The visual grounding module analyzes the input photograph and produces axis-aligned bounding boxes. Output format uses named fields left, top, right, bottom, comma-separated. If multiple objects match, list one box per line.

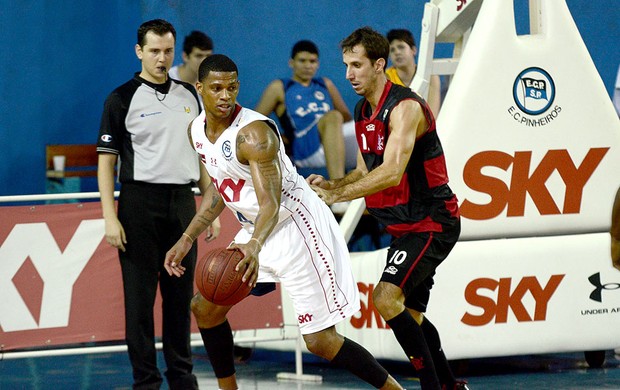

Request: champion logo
left=366, top=124, right=375, bottom=131
left=298, top=313, right=313, bottom=324
left=100, top=134, right=112, bottom=143
left=384, top=266, right=398, bottom=275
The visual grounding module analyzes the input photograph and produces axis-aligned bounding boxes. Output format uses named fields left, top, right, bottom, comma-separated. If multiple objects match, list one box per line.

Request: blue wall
left=1, top=0, right=618, bottom=196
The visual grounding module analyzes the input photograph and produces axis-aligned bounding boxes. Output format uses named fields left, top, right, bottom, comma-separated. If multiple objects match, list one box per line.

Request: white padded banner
left=438, top=0, right=620, bottom=240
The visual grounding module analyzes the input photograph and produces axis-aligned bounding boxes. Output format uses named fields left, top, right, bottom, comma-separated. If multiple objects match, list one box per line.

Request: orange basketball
left=195, top=247, right=252, bottom=306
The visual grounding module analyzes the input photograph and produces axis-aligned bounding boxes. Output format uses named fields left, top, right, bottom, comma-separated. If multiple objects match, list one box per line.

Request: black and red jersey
left=353, top=81, right=459, bottom=237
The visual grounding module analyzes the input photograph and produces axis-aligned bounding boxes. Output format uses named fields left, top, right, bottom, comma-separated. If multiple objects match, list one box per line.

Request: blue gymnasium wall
left=0, top=0, right=618, bottom=196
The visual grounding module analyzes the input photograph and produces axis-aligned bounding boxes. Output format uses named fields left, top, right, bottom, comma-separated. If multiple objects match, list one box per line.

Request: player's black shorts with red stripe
left=380, top=219, right=461, bottom=312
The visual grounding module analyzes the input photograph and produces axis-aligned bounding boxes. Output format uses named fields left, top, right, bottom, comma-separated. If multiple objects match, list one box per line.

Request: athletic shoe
left=443, top=380, right=470, bottom=390
left=454, top=380, right=470, bottom=390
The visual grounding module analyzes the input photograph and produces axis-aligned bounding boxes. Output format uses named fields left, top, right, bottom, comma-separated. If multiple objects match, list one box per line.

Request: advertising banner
left=437, top=0, right=620, bottom=240
left=340, top=234, right=620, bottom=360
left=1, top=201, right=282, bottom=351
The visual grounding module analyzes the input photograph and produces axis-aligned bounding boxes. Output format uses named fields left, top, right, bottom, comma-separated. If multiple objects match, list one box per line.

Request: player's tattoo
left=197, top=210, right=218, bottom=228
left=237, top=134, right=246, bottom=149
left=257, top=159, right=279, bottom=182
left=196, top=194, right=221, bottom=228
left=209, top=193, right=220, bottom=209
left=237, top=132, right=270, bottom=152
left=196, top=215, right=210, bottom=228
left=253, top=139, right=269, bottom=152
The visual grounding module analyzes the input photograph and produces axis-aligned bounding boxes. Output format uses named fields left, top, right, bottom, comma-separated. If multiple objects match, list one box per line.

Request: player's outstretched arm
left=188, top=122, right=222, bottom=242
left=307, top=152, right=366, bottom=190
left=312, top=100, right=421, bottom=205
left=196, top=163, right=222, bottom=241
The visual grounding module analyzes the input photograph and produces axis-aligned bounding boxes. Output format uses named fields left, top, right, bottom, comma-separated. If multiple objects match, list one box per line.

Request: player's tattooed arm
left=195, top=193, right=223, bottom=228
left=164, top=164, right=224, bottom=277
left=196, top=184, right=225, bottom=226
left=237, top=121, right=281, bottom=248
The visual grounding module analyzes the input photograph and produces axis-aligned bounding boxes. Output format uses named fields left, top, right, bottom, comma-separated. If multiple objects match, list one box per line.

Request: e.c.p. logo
left=508, top=66, right=562, bottom=127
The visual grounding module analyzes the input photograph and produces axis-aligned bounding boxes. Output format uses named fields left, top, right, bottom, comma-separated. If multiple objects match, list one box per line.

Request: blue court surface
left=1, top=347, right=619, bottom=389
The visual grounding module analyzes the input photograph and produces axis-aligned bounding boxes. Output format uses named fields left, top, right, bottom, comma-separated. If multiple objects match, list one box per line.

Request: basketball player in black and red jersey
left=308, top=27, right=467, bottom=390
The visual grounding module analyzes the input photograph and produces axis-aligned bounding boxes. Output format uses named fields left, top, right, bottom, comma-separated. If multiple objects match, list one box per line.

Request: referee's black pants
left=118, top=182, right=198, bottom=390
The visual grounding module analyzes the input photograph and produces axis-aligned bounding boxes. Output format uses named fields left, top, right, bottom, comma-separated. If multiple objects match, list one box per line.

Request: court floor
left=1, top=347, right=619, bottom=389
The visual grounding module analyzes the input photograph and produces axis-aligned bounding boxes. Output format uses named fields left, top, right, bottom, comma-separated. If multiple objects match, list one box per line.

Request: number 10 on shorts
left=388, top=250, right=407, bottom=265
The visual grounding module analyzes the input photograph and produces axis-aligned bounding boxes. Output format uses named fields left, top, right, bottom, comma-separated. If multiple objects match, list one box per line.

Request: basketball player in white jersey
left=163, top=54, right=403, bottom=390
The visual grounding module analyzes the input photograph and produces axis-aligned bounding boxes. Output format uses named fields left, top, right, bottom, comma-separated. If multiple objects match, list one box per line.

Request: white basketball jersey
left=191, top=106, right=360, bottom=335
left=190, top=106, right=303, bottom=232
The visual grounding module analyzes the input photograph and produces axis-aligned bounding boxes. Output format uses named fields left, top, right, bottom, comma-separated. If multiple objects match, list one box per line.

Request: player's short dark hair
left=340, top=26, right=389, bottom=64
left=198, top=54, right=238, bottom=82
left=291, top=40, right=319, bottom=59
left=183, top=30, right=213, bottom=55
left=386, top=29, right=416, bottom=48
left=137, top=19, right=176, bottom=47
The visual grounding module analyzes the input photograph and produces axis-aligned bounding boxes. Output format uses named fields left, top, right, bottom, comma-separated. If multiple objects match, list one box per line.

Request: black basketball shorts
left=380, top=220, right=461, bottom=312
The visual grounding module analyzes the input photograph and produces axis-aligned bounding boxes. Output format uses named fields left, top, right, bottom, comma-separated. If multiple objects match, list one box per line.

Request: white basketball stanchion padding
left=338, top=197, right=366, bottom=242
left=437, top=0, right=620, bottom=240
left=338, top=233, right=620, bottom=360
left=419, top=0, right=620, bottom=361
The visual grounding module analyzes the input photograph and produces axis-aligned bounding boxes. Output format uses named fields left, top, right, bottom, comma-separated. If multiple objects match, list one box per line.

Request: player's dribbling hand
left=228, top=241, right=260, bottom=287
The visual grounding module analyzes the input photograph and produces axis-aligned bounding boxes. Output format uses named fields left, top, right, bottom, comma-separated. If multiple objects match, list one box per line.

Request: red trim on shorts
left=399, top=232, right=434, bottom=290
left=386, top=217, right=443, bottom=237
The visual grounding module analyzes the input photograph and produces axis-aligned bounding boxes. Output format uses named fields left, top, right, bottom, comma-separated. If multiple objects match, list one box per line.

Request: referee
left=97, top=19, right=210, bottom=390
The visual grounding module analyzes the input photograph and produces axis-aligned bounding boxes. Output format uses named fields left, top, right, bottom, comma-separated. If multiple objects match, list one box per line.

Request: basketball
left=195, top=247, right=252, bottom=306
